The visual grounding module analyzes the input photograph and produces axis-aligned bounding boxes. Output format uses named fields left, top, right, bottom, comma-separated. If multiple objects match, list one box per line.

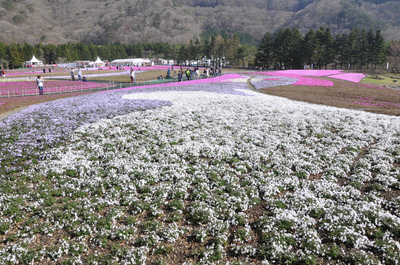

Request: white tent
left=111, top=58, right=151, bottom=66
left=93, top=57, right=105, bottom=66
left=26, top=55, right=43, bottom=66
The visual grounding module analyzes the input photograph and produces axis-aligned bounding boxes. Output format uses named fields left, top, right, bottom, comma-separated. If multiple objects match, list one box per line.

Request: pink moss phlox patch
left=327, top=73, right=365, bottom=83
left=252, top=71, right=334, bottom=87
left=252, top=70, right=366, bottom=86
left=352, top=96, right=400, bottom=109
left=273, top=70, right=343, bottom=77
left=293, top=78, right=334, bottom=87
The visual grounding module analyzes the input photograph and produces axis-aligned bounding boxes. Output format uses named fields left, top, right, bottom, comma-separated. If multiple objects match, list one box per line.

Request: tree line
left=254, top=27, right=387, bottom=70
left=0, top=33, right=256, bottom=69
left=1, top=26, right=399, bottom=71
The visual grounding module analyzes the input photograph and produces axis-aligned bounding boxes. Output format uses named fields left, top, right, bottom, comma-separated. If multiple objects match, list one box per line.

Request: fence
left=0, top=72, right=222, bottom=98
left=0, top=81, right=114, bottom=98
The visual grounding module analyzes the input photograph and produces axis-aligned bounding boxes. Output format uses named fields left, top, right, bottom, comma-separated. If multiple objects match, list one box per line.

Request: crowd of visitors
left=177, top=66, right=221, bottom=81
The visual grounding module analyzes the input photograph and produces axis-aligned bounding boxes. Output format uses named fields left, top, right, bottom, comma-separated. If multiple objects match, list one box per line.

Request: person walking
left=77, top=68, right=82, bottom=81
left=185, top=68, right=191, bottom=81
left=178, top=70, right=182, bottom=82
left=36, top=75, right=44, bottom=95
left=70, top=68, right=75, bottom=81
left=167, top=68, right=171, bottom=79
left=129, top=69, right=135, bottom=83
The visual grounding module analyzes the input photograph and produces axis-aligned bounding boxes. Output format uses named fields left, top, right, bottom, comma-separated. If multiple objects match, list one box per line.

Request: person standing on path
left=36, top=75, right=44, bottom=95
left=77, top=68, right=82, bottom=81
left=70, top=68, right=75, bottom=81
left=167, top=68, right=171, bottom=79
left=129, top=69, right=136, bottom=83
left=185, top=68, right=191, bottom=81
left=178, top=70, right=182, bottom=82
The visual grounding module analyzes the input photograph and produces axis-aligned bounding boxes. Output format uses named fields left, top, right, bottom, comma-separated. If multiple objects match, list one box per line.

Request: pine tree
left=372, top=29, right=386, bottom=69
left=255, top=31, right=273, bottom=69
left=348, top=28, right=360, bottom=69
left=288, top=27, right=303, bottom=69
left=302, top=29, right=317, bottom=68
left=334, top=33, right=350, bottom=69
left=357, top=30, right=369, bottom=69
left=316, top=27, right=334, bottom=69
left=7, top=43, right=23, bottom=68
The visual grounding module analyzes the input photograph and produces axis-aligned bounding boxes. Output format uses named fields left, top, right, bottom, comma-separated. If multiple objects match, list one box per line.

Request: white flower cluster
left=0, top=79, right=399, bottom=263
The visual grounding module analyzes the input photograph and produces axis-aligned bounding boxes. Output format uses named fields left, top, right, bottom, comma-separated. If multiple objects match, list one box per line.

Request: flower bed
left=328, top=73, right=366, bottom=83
left=0, top=74, right=399, bottom=264
left=251, top=75, right=299, bottom=89
left=0, top=80, right=110, bottom=96
left=250, top=70, right=365, bottom=89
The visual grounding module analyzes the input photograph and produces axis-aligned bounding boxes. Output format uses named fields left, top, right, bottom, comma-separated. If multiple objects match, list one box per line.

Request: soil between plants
left=253, top=77, right=400, bottom=116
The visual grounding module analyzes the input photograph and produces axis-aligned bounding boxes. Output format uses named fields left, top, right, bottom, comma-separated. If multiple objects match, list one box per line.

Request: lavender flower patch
left=250, top=75, right=298, bottom=89
left=0, top=77, right=250, bottom=175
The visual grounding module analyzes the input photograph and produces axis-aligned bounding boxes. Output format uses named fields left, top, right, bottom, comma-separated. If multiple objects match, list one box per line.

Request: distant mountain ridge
left=0, top=0, right=399, bottom=45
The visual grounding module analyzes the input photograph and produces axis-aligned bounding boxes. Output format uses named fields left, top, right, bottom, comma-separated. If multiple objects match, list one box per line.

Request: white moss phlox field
left=0, top=74, right=399, bottom=264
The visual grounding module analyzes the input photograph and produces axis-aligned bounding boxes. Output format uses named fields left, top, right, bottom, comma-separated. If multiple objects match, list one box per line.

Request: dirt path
left=0, top=106, right=28, bottom=121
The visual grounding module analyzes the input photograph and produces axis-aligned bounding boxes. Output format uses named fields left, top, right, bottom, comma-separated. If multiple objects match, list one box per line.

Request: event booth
left=25, top=55, right=43, bottom=67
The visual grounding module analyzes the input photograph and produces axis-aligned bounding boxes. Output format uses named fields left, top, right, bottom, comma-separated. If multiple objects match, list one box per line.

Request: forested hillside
left=0, top=0, right=400, bottom=45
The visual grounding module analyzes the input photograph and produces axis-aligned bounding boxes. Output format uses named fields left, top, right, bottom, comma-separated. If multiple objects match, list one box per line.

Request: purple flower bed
left=265, top=72, right=334, bottom=87
left=104, top=73, right=248, bottom=92
left=251, top=75, right=298, bottom=89
left=0, top=74, right=250, bottom=173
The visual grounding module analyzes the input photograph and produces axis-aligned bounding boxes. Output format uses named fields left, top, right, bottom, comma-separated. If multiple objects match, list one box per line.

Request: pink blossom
left=273, top=70, right=343, bottom=77
left=327, top=73, right=365, bottom=83
left=254, top=71, right=334, bottom=87
left=293, top=77, right=334, bottom=87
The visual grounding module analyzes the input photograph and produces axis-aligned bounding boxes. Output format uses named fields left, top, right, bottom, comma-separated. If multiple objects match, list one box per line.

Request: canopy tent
left=110, top=58, right=152, bottom=66
left=25, top=55, right=43, bottom=66
left=89, top=57, right=105, bottom=67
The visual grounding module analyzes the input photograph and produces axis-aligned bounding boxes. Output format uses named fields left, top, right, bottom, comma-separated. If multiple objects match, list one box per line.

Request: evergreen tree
left=273, top=28, right=292, bottom=69
left=255, top=31, right=273, bottom=69
left=43, top=44, right=58, bottom=64
left=22, top=43, right=34, bottom=62
left=302, top=29, right=317, bottom=67
left=372, top=29, right=386, bottom=69
left=357, top=30, right=369, bottom=69
left=366, top=29, right=375, bottom=69
left=334, top=33, right=350, bottom=69
left=348, top=28, right=360, bottom=69
left=315, top=27, right=334, bottom=69
left=7, top=43, right=23, bottom=68
left=288, top=27, right=303, bottom=69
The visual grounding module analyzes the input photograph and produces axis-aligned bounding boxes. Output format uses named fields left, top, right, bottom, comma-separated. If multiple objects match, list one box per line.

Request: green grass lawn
left=361, top=73, right=400, bottom=87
